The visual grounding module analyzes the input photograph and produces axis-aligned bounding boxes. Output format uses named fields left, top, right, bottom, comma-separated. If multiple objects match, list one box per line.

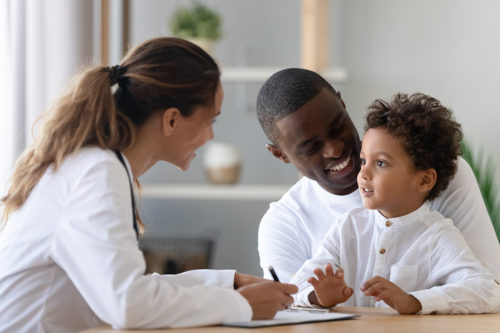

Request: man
left=256, top=68, right=500, bottom=283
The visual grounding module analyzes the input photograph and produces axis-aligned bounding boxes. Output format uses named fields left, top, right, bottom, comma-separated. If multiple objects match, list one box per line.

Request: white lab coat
left=0, top=147, right=251, bottom=332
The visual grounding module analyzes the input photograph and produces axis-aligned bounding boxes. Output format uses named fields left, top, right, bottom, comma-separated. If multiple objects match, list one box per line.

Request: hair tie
left=108, top=65, right=126, bottom=86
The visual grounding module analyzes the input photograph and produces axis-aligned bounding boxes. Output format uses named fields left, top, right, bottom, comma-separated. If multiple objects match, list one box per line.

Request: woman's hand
left=360, top=276, right=422, bottom=314
left=237, top=280, right=298, bottom=320
left=307, top=263, right=353, bottom=308
left=234, top=272, right=266, bottom=289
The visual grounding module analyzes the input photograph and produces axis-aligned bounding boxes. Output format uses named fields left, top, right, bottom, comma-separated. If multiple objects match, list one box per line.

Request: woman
left=0, top=37, right=296, bottom=332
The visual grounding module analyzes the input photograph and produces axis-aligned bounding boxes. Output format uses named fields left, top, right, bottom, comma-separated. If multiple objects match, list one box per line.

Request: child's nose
left=359, top=165, right=371, bottom=180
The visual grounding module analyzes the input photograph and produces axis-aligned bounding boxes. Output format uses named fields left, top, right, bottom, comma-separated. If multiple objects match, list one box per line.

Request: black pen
left=268, top=265, right=280, bottom=282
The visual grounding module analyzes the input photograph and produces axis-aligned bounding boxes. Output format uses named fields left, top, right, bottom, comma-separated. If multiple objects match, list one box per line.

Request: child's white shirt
left=259, top=157, right=500, bottom=284
left=291, top=203, right=500, bottom=314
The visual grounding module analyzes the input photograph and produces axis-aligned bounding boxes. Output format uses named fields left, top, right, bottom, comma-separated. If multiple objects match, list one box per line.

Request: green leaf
left=170, top=2, right=222, bottom=40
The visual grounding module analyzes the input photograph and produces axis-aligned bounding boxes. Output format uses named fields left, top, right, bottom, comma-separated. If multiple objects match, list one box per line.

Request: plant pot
left=186, top=38, right=215, bottom=55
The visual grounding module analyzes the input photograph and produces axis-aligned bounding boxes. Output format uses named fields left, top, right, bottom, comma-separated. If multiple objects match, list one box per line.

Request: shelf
left=221, top=66, right=347, bottom=83
left=140, top=184, right=290, bottom=201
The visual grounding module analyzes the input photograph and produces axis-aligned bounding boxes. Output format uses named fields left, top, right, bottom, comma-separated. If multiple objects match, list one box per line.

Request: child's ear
left=161, top=108, right=181, bottom=137
left=418, top=168, right=437, bottom=193
left=266, top=144, right=290, bottom=163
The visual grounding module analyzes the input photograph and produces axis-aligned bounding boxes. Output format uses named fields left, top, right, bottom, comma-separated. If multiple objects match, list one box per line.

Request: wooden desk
left=81, top=307, right=500, bottom=333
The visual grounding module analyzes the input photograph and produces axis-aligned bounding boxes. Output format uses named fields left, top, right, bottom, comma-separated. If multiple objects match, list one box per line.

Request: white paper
left=222, top=309, right=355, bottom=328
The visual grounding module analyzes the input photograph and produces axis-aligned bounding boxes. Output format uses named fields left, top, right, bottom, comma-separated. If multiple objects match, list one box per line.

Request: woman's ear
left=161, top=108, right=181, bottom=137
left=266, top=143, right=290, bottom=163
left=418, top=168, right=437, bottom=193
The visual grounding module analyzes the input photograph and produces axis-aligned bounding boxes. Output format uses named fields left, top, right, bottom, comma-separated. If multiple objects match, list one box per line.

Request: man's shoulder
left=270, top=177, right=320, bottom=208
left=277, top=176, right=358, bottom=204
left=445, top=156, right=474, bottom=188
left=429, top=156, right=476, bottom=208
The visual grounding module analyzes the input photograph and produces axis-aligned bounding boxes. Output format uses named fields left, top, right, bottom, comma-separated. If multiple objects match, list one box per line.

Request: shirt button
left=385, top=221, right=392, bottom=227
left=379, top=248, right=386, bottom=254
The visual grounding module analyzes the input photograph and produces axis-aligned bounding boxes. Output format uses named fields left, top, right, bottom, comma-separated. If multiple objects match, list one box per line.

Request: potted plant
left=170, top=2, right=222, bottom=54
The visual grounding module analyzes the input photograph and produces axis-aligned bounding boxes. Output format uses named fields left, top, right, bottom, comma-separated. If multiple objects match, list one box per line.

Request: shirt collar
left=374, top=202, right=431, bottom=229
left=316, top=182, right=362, bottom=207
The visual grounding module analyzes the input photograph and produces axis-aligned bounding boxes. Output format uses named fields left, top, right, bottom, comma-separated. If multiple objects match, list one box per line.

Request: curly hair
left=365, top=93, right=463, bottom=201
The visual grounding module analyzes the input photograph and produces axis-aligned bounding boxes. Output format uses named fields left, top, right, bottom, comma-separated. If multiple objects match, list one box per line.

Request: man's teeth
left=363, top=188, right=373, bottom=193
left=330, top=155, right=350, bottom=172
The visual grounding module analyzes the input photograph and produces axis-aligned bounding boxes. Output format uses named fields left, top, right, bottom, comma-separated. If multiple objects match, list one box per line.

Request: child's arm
left=360, top=276, right=421, bottom=314
left=290, top=215, right=348, bottom=307
left=307, top=263, right=353, bottom=308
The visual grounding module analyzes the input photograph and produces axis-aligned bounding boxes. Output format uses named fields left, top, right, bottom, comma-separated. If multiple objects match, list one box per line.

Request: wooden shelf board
left=140, top=184, right=290, bottom=201
left=221, top=66, right=347, bottom=83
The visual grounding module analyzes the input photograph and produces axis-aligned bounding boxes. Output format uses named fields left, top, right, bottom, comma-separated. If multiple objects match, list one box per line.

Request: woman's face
left=169, top=83, right=223, bottom=171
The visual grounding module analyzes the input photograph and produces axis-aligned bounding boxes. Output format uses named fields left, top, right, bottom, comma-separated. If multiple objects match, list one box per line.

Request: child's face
left=357, top=128, right=427, bottom=218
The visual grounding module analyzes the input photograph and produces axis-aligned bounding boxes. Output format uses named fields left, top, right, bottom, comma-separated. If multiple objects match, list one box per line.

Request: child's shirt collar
left=374, top=203, right=431, bottom=230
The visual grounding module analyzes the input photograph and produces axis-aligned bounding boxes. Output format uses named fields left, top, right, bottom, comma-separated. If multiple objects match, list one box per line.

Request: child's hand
left=307, top=263, right=353, bottom=308
left=360, top=276, right=422, bottom=314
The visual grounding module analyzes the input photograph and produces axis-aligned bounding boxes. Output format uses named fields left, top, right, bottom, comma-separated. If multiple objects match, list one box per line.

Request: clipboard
left=222, top=309, right=355, bottom=328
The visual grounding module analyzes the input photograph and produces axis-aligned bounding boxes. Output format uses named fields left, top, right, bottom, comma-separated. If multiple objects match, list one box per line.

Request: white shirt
left=258, top=157, right=500, bottom=283
left=0, top=147, right=252, bottom=332
left=291, top=204, right=500, bottom=314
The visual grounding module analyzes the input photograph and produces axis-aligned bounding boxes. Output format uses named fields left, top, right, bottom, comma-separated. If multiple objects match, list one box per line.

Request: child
left=290, top=93, right=500, bottom=314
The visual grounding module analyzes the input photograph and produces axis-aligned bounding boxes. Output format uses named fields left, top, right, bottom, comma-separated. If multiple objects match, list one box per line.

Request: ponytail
left=1, top=66, right=134, bottom=221
left=1, top=37, right=220, bottom=229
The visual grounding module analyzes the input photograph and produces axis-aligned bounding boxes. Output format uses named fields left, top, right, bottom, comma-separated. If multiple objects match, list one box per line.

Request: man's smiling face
left=274, top=88, right=361, bottom=195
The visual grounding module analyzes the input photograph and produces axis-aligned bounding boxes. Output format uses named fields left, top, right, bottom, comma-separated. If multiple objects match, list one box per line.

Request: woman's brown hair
left=1, top=37, right=220, bottom=228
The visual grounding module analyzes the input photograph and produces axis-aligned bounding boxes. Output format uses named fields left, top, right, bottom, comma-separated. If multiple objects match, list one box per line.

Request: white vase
left=203, top=142, right=241, bottom=185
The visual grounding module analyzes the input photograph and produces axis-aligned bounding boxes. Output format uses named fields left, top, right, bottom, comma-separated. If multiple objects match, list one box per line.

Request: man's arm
left=410, top=224, right=500, bottom=314
left=258, top=203, right=311, bottom=283
left=430, top=156, right=500, bottom=279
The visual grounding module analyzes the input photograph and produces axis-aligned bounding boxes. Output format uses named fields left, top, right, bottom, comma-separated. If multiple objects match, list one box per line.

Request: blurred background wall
left=2, top=0, right=499, bottom=275
left=130, top=0, right=500, bottom=275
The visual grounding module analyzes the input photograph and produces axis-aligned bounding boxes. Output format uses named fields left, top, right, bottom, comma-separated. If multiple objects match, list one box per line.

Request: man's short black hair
left=365, top=93, right=463, bottom=201
left=256, top=68, right=336, bottom=144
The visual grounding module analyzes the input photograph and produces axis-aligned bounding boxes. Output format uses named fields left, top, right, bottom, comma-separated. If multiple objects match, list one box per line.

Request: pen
left=289, top=305, right=332, bottom=313
left=268, top=265, right=280, bottom=282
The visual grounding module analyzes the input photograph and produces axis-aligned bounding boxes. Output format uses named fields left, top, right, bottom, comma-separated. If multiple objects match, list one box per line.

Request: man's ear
left=266, top=143, right=290, bottom=163
left=161, top=108, right=181, bottom=137
left=418, top=168, right=437, bottom=193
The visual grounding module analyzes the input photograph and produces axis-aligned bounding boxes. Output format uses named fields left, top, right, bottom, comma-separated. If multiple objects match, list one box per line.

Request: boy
left=290, top=93, right=500, bottom=314
left=256, top=68, right=500, bottom=284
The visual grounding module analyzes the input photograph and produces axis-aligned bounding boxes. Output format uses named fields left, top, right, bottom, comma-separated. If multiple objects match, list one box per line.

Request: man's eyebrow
left=328, top=111, right=346, bottom=130
left=296, top=137, right=319, bottom=153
